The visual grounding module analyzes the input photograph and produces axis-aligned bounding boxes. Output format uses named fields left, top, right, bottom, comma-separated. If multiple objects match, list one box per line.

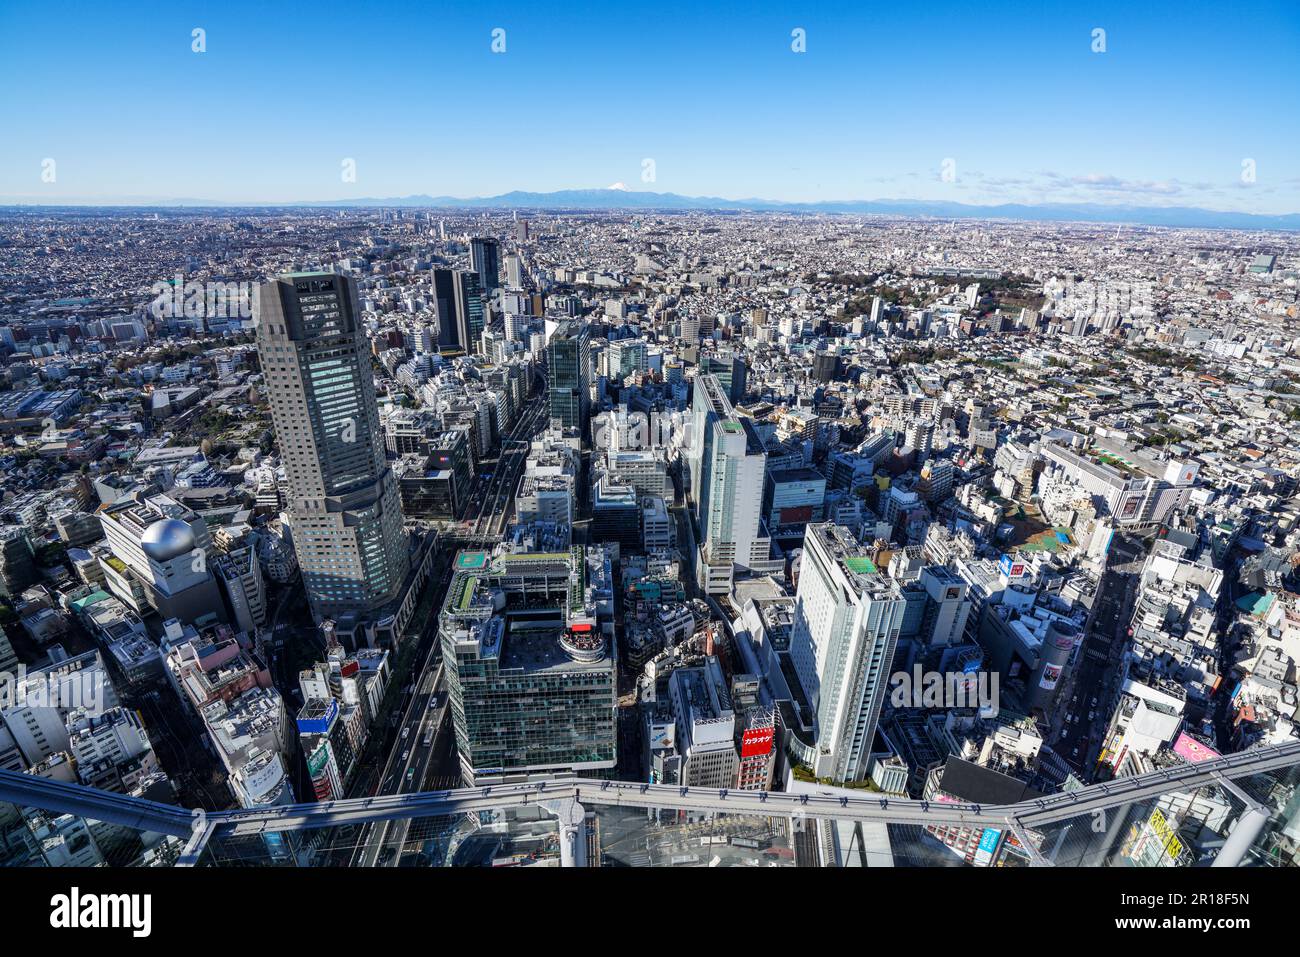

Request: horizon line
left=0, top=186, right=1297, bottom=217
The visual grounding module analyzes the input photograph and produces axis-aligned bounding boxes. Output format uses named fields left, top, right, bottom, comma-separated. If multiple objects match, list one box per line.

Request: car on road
left=401, top=750, right=409, bottom=762
left=1072, top=747, right=1080, bottom=758
left=401, top=727, right=410, bottom=740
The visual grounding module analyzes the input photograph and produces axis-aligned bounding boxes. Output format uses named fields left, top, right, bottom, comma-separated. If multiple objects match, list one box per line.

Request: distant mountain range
left=6, top=189, right=1299, bottom=231
left=301, top=191, right=1300, bottom=230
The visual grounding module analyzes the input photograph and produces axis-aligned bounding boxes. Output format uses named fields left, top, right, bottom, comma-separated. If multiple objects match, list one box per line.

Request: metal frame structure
left=3, top=738, right=1297, bottom=866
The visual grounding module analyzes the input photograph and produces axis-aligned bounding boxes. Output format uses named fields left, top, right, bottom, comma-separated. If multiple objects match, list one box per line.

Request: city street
left=348, top=388, right=548, bottom=865
left=1052, top=534, right=1146, bottom=779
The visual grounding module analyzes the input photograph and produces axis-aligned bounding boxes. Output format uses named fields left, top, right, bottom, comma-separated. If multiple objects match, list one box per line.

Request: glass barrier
left=198, top=805, right=564, bottom=867
left=0, top=798, right=184, bottom=867
left=4, top=757, right=1300, bottom=867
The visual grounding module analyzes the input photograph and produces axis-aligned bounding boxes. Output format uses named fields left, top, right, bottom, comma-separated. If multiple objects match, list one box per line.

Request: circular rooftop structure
left=559, top=623, right=606, bottom=663
left=141, top=518, right=197, bottom=563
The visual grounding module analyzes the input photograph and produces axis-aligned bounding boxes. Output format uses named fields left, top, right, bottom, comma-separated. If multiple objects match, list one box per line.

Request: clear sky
left=2, top=0, right=1297, bottom=211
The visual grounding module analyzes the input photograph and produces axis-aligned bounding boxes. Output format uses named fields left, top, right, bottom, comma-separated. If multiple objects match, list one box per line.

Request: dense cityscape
left=0, top=205, right=1297, bottom=876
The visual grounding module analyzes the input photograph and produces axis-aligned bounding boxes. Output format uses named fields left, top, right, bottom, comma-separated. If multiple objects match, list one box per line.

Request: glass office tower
left=546, top=319, right=589, bottom=431
left=431, top=267, right=485, bottom=354
left=469, top=236, right=501, bottom=293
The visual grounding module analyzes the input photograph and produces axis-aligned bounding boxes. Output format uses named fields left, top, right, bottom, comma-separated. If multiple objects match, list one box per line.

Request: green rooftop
left=497, top=551, right=569, bottom=564
left=70, top=590, right=112, bottom=612
left=843, top=556, right=879, bottom=575
left=1236, top=592, right=1274, bottom=617
left=455, top=575, right=479, bottom=613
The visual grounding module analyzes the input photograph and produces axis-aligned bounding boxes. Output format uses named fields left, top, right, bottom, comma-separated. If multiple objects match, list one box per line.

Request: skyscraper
left=431, top=268, right=485, bottom=354
left=255, top=273, right=409, bottom=624
left=469, top=236, right=501, bottom=293
left=504, top=252, right=524, bottom=289
left=546, top=319, right=589, bottom=431
left=698, top=350, right=748, bottom=404
left=789, top=523, right=905, bottom=782
left=689, top=374, right=769, bottom=594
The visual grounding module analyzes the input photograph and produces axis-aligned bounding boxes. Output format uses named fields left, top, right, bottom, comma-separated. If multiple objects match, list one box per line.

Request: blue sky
left=2, top=0, right=1297, bottom=211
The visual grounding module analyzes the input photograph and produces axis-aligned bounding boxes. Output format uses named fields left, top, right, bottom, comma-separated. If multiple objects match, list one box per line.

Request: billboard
left=648, top=722, right=675, bottom=751
left=974, top=828, right=1001, bottom=866
left=777, top=504, right=815, bottom=525
left=296, top=697, right=339, bottom=735
left=307, top=742, right=332, bottom=778
left=1171, top=732, right=1221, bottom=764
left=740, top=726, right=775, bottom=758
left=1122, top=808, right=1184, bottom=866
left=998, top=554, right=1027, bottom=579
left=1038, top=663, right=1063, bottom=690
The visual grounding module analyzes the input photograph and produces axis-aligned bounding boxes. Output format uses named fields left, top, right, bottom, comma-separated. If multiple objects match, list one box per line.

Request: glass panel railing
left=1233, top=766, right=1300, bottom=868
left=5, top=750, right=1300, bottom=867
left=591, top=805, right=797, bottom=867
left=1015, top=777, right=1254, bottom=867
left=0, top=799, right=184, bottom=867
left=198, top=805, right=565, bottom=867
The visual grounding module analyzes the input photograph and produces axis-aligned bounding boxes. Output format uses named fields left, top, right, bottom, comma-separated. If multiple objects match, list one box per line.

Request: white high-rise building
left=504, top=252, right=524, bottom=289
left=790, top=524, right=905, bottom=782
left=689, top=374, right=769, bottom=594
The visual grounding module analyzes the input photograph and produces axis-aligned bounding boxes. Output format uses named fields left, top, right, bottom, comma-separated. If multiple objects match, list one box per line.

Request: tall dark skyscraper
left=546, top=319, right=590, bottom=431
left=432, top=267, right=485, bottom=354
left=431, top=267, right=459, bottom=350
left=453, top=270, right=486, bottom=354
left=254, top=273, right=410, bottom=624
left=469, top=237, right=501, bottom=294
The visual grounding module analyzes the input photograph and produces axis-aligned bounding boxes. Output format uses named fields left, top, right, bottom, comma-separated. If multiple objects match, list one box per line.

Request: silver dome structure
left=140, top=518, right=197, bottom=563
